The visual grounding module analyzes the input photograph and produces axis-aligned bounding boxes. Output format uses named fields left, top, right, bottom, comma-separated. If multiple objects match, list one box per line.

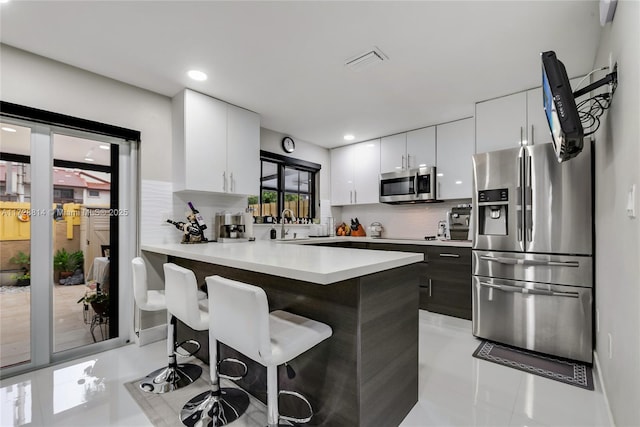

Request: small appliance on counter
left=369, top=222, right=383, bottom=238
left=446, top=206, right=471, bottom=240
left=214, top=212, right=248, bottom=242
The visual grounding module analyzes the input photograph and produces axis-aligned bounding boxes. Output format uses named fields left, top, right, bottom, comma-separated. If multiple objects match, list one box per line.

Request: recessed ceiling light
left=84, top=157, right=95, bottom=162
left=99, top=144, right=110, bottom=150
left=187, top=70, right=207, bottom=81
left=437, top=173, right=444, bottom=177
left=0, top=1, right=10, bottom=4
left=1, top=127, right=16, bottom=132
left=455, top=180, right=463, bottom=185
left=344, top=134, right=355, bottom=141
left=418, top=163, right=427, bottom=167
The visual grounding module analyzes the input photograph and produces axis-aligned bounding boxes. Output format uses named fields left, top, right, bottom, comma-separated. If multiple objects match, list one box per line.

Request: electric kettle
left=369, top=222, right=383, bottom=238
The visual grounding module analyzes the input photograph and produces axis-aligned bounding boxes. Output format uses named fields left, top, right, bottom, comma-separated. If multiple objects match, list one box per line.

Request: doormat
left=124, top=359, right=267, bottom=427
left=472, top=340, right=593, bottom=390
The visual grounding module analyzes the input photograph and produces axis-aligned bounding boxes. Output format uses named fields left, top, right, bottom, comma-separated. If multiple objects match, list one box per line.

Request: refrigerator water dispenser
left=477, top=189, right=508, bottom=236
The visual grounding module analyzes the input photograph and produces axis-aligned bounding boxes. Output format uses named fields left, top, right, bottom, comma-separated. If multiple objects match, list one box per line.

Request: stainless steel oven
left=379, top=166, right=436, bottom=204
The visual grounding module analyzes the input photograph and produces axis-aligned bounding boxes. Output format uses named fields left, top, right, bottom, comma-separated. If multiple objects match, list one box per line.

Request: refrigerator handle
left=517, top=153, right=523, bottom=244
left=479, top=281, right=580, bottom=298
left=480, top=255, right=580, bottom=267
left=526, top=154, right=533, bottom=244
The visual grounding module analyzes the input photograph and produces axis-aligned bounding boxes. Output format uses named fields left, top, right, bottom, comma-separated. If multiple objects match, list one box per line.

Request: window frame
left=258, top=150, right=320, bottom=220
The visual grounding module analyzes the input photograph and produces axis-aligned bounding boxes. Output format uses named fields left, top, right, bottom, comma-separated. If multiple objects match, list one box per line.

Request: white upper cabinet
left=330, top=139, right=380, bottom=206
left=380, top=127, right=435, bottom=174
left=380, top=133, right=407, bottom=173
left=227, top=103, right=260, bottom=195
left=476, top=77, right=583, bottom=153
left=173, top=89, right=260, bottom=195
left=406, top=126, right=436, bottom=170
left=436, top=118, right=474, bottom=200
left=475, top=91, right=528, bottom=154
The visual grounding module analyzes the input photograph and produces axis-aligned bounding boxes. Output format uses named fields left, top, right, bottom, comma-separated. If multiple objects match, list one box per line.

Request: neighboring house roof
left=1, top=164, right=110, bottom=190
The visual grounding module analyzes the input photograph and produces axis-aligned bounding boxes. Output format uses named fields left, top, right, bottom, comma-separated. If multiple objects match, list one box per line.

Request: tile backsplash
left=336, top=199, right=471, bottom=239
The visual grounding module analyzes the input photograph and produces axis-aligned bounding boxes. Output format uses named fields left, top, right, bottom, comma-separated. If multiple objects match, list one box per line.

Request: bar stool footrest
left=278, top=390, right=314, bottom=424
left=138, top=363, right=202, bottom=394
left=218, top=358, right=249, bottom=381
left=175, top=339, right=201, bottom=357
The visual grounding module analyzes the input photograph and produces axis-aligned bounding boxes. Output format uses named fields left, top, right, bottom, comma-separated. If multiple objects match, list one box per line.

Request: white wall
left=0, top=44, right=173, bottom=183
left=591, top=2, right=640, bottom=425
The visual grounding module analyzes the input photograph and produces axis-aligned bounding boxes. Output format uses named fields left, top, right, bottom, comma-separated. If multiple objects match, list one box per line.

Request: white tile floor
left=0, top=311, right=612, bottom=427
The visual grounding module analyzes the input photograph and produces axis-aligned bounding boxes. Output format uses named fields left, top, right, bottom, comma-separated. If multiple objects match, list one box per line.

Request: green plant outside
left=54, top=248, right=84, bottom=272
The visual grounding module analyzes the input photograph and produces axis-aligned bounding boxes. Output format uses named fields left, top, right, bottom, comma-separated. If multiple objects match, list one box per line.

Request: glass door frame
left=0, top=116, right=139, bottom=379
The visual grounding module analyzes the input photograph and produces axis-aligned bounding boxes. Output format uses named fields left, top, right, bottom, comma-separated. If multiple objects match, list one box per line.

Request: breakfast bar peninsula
left=141, top=240, right=423, bottom=427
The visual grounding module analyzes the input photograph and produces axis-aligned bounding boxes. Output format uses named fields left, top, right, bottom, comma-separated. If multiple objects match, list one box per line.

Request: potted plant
left=78, top=291, right=109, bottom=316
left=9, top=250, right=30, bottom=286
left=54, top=248, right=84, bottom=283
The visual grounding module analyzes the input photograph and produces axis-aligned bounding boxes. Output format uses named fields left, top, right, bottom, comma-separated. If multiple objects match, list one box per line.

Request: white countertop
left=292, top=236, right=473, bottom=248
left=141, top=241, right=424, bottom=285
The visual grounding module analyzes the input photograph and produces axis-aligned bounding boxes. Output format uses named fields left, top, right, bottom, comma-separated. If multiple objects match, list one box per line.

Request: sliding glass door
left=0, top=117, right=138, bottom=377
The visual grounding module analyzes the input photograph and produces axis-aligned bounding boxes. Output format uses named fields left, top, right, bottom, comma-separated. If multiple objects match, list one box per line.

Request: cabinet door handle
left=230, top=172, right=234, bottom=192
left=407, top=154, right=412, bottom=169
left=354, top=190, right=357, bottom=204
left=520, top=126, right=524, bottom=146
left=439, top=253, right=460, bottom=258
left=429, top=278, right=432, bottom=297
left=223, top=171, right=227, bottom=192
left=402, top=155, right=405, bottom=169
left=350, top=190, right=353, bottom=204
left=530, top=125, right=535, bottom=145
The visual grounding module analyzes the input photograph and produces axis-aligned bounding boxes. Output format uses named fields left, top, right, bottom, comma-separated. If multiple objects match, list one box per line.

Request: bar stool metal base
left=180, top=388, right=250, bottom=427
left=138, top=363, right=202, bottom=394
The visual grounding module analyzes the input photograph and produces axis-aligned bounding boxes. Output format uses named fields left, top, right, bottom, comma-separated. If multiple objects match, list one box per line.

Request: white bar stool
left=160, top=264, right=249, bottom=426
left=206, top=275, right=333, bottom=427
left=133, top=258, right=201, bottom=393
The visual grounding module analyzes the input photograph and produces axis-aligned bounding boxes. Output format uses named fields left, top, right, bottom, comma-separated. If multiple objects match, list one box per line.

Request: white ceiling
left=0, top=1, right=602, bottom=149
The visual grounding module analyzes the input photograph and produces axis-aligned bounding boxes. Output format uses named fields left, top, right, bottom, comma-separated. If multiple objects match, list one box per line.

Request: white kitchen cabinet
left=227, top=104, right=260, bottom=195
left=436, top=118, right=474, bottom=200
left=475, top=91, right=527, bottom=154
left=406, top=126, right=436, bottom=169
left=380, top=127, right=435, bottom=174
left=330, top=139, right=380, bottom=206
left=380, top=133, right=406, bottom=173
left=172, top=89, right=260, bottom=195
left=476, top=77, right=584, bottom=153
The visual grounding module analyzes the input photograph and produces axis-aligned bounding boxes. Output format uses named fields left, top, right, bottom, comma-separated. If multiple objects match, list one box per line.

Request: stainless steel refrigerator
left=472, top=142, right=593, bottom=363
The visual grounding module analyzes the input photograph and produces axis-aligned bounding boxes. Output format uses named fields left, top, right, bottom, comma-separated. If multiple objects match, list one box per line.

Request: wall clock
left=282, top=136, right=295, bottom=153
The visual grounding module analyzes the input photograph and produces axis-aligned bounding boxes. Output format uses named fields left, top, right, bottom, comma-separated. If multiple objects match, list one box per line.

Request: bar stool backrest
left=164, top=263, right=204, bottom=330
left=206, top=275, right=272, bottom=365
left=132, top=257, right=149, bottom=308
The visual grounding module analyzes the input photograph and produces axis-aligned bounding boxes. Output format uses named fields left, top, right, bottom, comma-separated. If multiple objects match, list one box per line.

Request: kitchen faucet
left=280, top=209, right=296, bottom=239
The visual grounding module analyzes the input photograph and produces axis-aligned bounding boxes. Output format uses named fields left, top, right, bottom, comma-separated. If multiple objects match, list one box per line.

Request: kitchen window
left=250, top=151, right=320, bottom=221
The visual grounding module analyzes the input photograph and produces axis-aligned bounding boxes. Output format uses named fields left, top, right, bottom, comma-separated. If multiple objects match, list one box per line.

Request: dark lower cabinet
left=315, top=241, right=472, bottom=320
left=422, top=246, right=472, bottom=320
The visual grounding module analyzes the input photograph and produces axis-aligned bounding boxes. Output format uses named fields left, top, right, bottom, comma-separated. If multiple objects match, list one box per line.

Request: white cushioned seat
left=132, top=257, right=166, bottom=312
left=268, top=310, right=333, bottom=367
left=206, top=274, right=332, bottom=426
left=164, top=263, right=209, bottom=332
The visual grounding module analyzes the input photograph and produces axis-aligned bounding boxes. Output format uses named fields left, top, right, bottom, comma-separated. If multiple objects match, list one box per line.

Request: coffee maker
left=446, top=206, right=471, bottom=240
left=214, top=212, right=247, bottom=242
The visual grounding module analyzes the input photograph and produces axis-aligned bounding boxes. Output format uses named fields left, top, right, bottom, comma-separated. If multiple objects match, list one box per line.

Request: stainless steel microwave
left=379, top=166, right=437, bottom=204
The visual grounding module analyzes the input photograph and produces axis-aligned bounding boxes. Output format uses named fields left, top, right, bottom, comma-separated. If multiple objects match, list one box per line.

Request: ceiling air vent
left=345, top=47, right=388, bottom=71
